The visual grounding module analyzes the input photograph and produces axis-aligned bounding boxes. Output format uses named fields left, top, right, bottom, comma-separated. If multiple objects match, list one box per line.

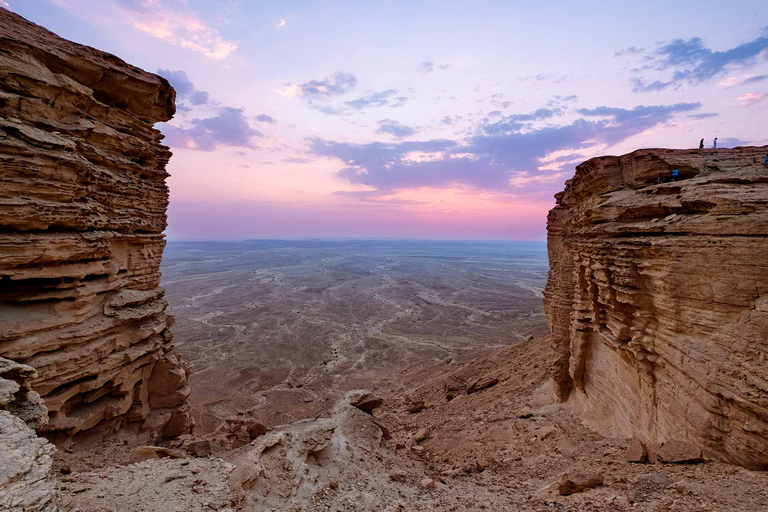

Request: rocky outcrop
left=544, top=146, right=768, bottom=469
left=0, top=357, right=57, bottom=511
left=0, top=9, right=192, bottom=440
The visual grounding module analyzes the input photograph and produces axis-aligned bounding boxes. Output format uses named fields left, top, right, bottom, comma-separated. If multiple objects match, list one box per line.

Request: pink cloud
left=736, top=93, right=768, bottom=108
left=50, top=0, right=237, bottom=60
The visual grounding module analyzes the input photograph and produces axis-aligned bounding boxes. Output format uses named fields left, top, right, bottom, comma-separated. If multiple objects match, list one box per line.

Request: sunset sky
left=7, top=1, right=768, bottom=240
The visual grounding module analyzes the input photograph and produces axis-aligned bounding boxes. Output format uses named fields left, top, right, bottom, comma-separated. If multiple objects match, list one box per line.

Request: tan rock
left=347, top=390, right=383, bottom=414
left=128, top=446, right=184, bottom=465
left=626, top=438, right=648, bottom=463
left=389, top=471, right=407, bottom=482
left=558, top=473, right=604, bottom=495
left=246, top=421, right=269, bottom=440
left=0, top=8, right=192, bottom=441
left=405, top=397, right=425, bottom=413
left=656, top=440, right=704, bottom=464
left=420, top=478, right=436, bottom=490
left=414, top=427, right=431, bottom=442
left=544, top=146, right=768, bottom=469
left=466, top=376, right=498, bottom=394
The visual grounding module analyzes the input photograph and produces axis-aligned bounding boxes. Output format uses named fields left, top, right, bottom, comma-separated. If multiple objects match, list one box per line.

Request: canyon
left=1, top=7, right=768, bottom=512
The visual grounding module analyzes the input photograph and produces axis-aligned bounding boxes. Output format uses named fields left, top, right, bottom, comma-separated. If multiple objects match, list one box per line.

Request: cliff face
left=0, top=9, right=192, bottom=441
left=544, top=146, right=768, bottom=469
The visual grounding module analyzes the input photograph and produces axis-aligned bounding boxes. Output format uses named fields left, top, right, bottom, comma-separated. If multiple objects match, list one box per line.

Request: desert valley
left=2, top=4, right=768, bottom=512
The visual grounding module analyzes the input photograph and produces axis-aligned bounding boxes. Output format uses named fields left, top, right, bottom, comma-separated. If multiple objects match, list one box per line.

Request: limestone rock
left=544, top=146, right=768, bottom=469
left=0, top=411, right=57, bottom=511
left=420, top=478, right=436, bottom=490
left=558, top=473, right=604, bottom=495
left=0, top=9, right=192, bottom=440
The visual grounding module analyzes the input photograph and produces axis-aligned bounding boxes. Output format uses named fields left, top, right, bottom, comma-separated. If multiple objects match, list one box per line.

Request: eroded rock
left=558, top=473, right=604, bottom=495
left=544, top=146, right=768, bottom=469
left=0, top=8, right=193, bottom=441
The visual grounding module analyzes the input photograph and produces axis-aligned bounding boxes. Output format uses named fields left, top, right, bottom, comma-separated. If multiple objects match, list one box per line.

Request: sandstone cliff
left=544, top=146, right=768, bottom=469
left=0, top=9, right=192, bottom=441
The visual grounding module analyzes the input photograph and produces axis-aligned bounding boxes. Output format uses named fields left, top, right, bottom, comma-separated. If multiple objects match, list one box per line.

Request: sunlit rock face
left=544, top=146, right=768, bottom=469
left=0, top=9, right=192, bottom=441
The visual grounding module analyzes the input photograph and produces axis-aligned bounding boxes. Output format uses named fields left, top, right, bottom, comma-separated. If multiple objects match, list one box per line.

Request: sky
left=6, top=1, right=768, bottom=240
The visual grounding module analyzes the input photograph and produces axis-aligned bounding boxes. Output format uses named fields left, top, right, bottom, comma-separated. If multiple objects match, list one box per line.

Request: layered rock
left=0, top=9, right=192, bottom=440
left=544, top=146, right=768, bottom=469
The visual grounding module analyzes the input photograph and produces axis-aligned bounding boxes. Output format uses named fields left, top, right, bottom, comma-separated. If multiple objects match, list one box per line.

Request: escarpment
left=0, top=9, right=192, bottom=441
left=544, top=146, right=768, bottom=469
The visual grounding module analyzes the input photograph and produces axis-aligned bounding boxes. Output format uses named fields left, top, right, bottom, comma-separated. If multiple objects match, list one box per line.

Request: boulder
left=656, top=440, right=704, bottom=464
left=626, top=438, right=648, bottom=463
left=247, top=421, right=269, bottom=440
left=558, top=473, right=604, bottom=495
left=347, top=391, right=383, bottom=414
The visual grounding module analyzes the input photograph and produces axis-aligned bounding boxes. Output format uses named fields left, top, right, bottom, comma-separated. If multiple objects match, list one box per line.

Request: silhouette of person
left=764, top=154, right=768, bottom=166
left=658, top=171, right=664, bottom=184
left=713, top=137, right=718, bottom=149
left=672, top=169, right=678, bottom=182
left=699, top=138, right=704, bottom=149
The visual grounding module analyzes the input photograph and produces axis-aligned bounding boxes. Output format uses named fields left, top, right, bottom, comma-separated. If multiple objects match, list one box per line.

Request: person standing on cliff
left=699, top=138, right=704, bottom=149
left=658, top=171, right=664, bottom=184
left=713, top=137, right=718, bottom=149
left=672, top=169, right=678, bottom=182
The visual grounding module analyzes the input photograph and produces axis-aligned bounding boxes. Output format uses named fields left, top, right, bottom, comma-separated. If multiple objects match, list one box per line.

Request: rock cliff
left=0, top=9, right=192, bottom=441
left=544, top=146, right=768, bottom=469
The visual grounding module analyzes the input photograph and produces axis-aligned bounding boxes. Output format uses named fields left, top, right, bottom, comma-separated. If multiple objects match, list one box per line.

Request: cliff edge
left=544, top=146, right=768, bottom=469
left=0, top=8, right=192, bottom=442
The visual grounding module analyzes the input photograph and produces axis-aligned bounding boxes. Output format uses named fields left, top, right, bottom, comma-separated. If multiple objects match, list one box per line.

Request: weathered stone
left=626, top=438, right=648, bottom=463
left=442, top=375, right=466, bottom=401
left=414, top=427, right=430, bottom=442
left=656, top=440, right=704, bottom=464
left=420, top=478, right=436, bottom=490
left=0, top=9, right=192, bottom=440
left=0, top=411, right=57, bottom=511
left=128, top=445, right=184, bottom=465
left=0, top=357, right=56, bottom=510
left=347, top=390, right=383, bottom=414
left=558, top=473, right=604, bottom=495
left=246, top=421, right=269, bottom=440
left=544, top=146, right=768, bottom=469
left=466, top=376, right=498, bottom=394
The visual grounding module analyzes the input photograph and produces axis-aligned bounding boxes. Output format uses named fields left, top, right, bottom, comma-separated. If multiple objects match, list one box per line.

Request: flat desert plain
left=162, top=240, right=549, bottom=432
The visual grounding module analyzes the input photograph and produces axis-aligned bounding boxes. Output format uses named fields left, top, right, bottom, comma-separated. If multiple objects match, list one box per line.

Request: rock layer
left=0, top=9, right=192, bottom=440
left=544, top=146, right=768, bottom=469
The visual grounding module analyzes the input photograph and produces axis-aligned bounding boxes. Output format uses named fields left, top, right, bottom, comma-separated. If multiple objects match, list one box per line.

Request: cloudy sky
left=8, top=0, right=768, bottom=240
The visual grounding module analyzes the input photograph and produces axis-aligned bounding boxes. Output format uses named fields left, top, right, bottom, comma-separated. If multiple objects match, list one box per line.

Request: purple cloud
left=162, top=107, right=263, bottom=151
left=311, top=102, right=701, bottom=195
left=631, top=28, right=768, bottom=91
left=157, top=69, right=211, bottom=107
left=256, top=114, right=277, bottom=124
left=298, top=72, right=357, bottom=98
left=375, top=119, right=417, bottom=138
